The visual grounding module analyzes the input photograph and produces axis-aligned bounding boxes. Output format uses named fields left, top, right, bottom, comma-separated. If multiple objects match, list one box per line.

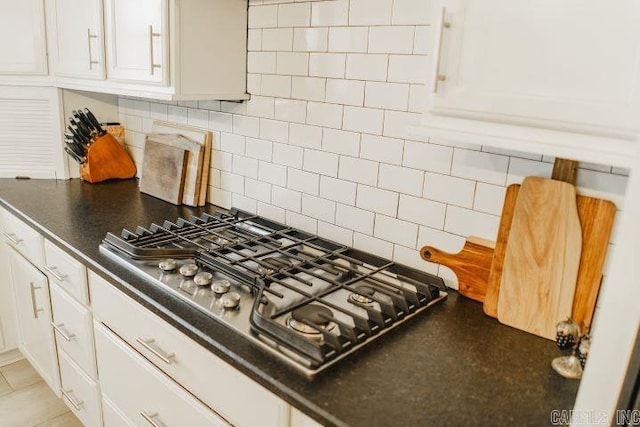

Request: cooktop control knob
left=211, top=279, right=231, bottom=295
left=219, top=292, right=240, bottom=310
left=179, top=263, right=198, bottom=277
left=159, top=259, right=177, bottom=272
left=193, top=272, right=213, bottom=286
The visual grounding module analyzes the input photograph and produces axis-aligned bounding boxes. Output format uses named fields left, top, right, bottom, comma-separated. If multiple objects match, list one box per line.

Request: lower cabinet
left=7, top=245, right=60, bottom=394
left=59, top=350, right=103, bottom=427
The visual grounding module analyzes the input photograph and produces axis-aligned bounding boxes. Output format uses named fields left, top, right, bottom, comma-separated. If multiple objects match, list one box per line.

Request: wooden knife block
left=80, top=133, right=136, bottom=183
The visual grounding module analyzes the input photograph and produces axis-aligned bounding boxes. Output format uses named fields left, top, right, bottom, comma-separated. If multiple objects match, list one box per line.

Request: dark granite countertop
left=0, top=178, right=579, bottom=427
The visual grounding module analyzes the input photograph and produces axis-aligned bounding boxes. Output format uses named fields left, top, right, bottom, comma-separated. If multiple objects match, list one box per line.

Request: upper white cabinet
left=418, top=0, right=640, bottom=168
left=104, top=0, right=168, bottom=85
left=0, top=0, right=48, bottom=75
left=50, top=0, right=106, bottom=79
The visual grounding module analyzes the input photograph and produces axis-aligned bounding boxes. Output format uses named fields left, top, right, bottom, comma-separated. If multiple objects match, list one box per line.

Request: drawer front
left=89, top=271, right=290, bottom=427
left=59, top=350, right=103, bottom=427
left=95, top=322, right=230, bottom=427
left=102, top=396, right=135, bottom=427
left=1, top=209, right=44, bottom=267
left=51, top=283, right=97, bottom=379
left=44, top=239, right=89, bottom=305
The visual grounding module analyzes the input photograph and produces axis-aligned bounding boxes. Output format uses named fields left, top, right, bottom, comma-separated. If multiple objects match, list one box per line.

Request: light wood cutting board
left=497, top=176, right=582, bottom=340
left=139, top=139, right=188, bottom=205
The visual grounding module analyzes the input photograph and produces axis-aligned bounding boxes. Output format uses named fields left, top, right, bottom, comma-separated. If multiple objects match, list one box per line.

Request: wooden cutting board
left=139, top=139, right=188, bottom=205
left=420, top=237, right=495, bottom=302
left=497, top=176, right=582, bottom=340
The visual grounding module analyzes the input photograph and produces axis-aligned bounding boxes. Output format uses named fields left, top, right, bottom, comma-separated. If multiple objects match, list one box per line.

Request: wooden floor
left=0, top=359, right=82, bottom=427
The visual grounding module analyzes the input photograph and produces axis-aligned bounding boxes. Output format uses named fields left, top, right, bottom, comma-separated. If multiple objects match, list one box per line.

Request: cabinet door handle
left=87, top=28, right=99, bottom=70
left=2, top=231, right=22, bottom=245
left=140, top=412, right=162, bottom=427
left=43, top=265, right=66, bottom=282
left=51, top=322, right=75, bottom=342
left=29, top=282, right=44, bottom=319
left=432, top=6, right=451, bottom=93
left=148, top=25, right=162, bottom=75
left=61, top=389, right=84, bottom=411
left=136, top=338, right=175, bottom=365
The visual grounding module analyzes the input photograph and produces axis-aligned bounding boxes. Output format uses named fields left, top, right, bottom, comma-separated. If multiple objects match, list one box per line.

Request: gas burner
left=212, top=236, right=235, bottom=247
left=287, top=304, right=336, bottom=338
left=193, top=272, right=213, bottom=286
left=212, top=279, right=231, bottom=295
left=218, top=292, right=241, bottom=310
left=159, top=259, right=177, bottom=272
left=257, top=257, right=293, bottom=275
left=179, top=263, right=198, bottom=277
left=349, top=285, right=376, bottom=305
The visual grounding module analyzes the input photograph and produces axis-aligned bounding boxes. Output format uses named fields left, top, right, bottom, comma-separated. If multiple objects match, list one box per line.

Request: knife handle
left=84, top=108, right=106, bottom=135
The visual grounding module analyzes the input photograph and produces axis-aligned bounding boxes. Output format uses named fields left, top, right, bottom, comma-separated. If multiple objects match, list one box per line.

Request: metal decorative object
left=552, top=318, right=589, bottom=379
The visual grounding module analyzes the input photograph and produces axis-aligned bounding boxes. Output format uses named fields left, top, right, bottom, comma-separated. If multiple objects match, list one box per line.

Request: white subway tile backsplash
left=286, top=211, right=318, bottom=234
left=245, top=178, right=271, bottom=203
left=359, top=134, right=404, bottom=165
left=259, top=161, right=288, bottom=186
left=322, top=128, right=361, bottom=156
left=481, top=146, right=542, bottom=161
left=444, top=206, right=499, bottom=241
left=212, top=150, right=233, bottom=172
left=369, top=26, right=414, bottom=54
left=307, top=101, right=343, bottom=128
left=209, top=169, right=221, bottom=188
left=302, top=194, right=336, bottom=223
left=474, top=183, right=507, bottom=216
left=336, top=203, right=375, bottom=234
left=365, top=81, right=410, bottom=111
left=249, top=4, right=278, bottom=28
left=398, top=195, right=446, bottom=229
left=423, top=172, right=475, bottom=208
left=246, top=96, right=275, bottom=119
left=382, top=110, right=421, bottom=139
left=317, top=221, right=353, bottom=246
left=275, top=99, right=307, bottom=123
left=209, top=111, right=233, bottom=133
left=248, top=52, right=277, bottom=74
left=343, top=106, right=384, bottom=135
left=221, top=101, right=247, bottom=115
left=262, top=28, right=294, bottom=51
left=451, top=149, right=509, bottom=186
left=408, top=84, right=427, bottom=113
left=353, top=233, right=394, bottom=259
left=278, top=2, right=311, bottom=27
left=248, top=73, right=262, bottom=95
left=388, top=55, right=429, bottom=84
left=290, top=123, right=323, bottom=149
left=257, top=202, right=286, bottom=223
left=291, top=76, right=326, bottom=102
left=198, top=100, right=221, bottom=111
left=276, top=52, right=309, bottom=76
left=209, top=187, right=232, bottom=209
left=167, top=106, right=187, bottom=125
left=328, top=27, right=368, bottom=53
left=220, top=171, right=244, bottom=194
left=232, top=115, right=260, bottom=138
left=417, top=226, right=466, bottom=254
left=309, top=53, right=346, bottom=78
left=273, top=142, right=304, bottom=168
left=245, top=138, right=273, bottom=161
left=187, top=108, right=208, bottom=128
left=378, top=164, right=423, bottom=196
left=261, top=74, right=292, bottom=97
left=272, top=186, right=302, bottom=212
left=346, top=54, right=388, bottom=81
left=311, top=0, right=349, bottom=27
left=320, top=176, right=357, bottom=205
left=392, top=0, right=432, bottom=25
left=232, top=194, right=257, bottom=213
left=349, top=0, right=393, bottom=25
left=338, top=156, right=378, bottom=185
left=221, top=133, right=246, bottom=155
left=232, top=155, right=259, bottom=179
left=303, top=149, right=339, bottom=176
left=356, top=185, right=398, bottom=216
left=403, top=141, right=452, bottom=174
left=374, top=215, right=418, bottom=247
left=506, top=157, right=553, bottom=185
left=288, top=168, right=320, bottom=195
left=393, top=245, right=436, bottom=274
left=413, top=26, right=431, bottom=54
left=248, top=29, right=262, bottom=51
left=576, top=169, right=628, bottom=207
left=149, top=103, right=168, bottom=121
left=259, top=119, right=289, bottom=143
left=294, top=27, right=328, bottom=52
left=325, top=79, right=365, bottom=107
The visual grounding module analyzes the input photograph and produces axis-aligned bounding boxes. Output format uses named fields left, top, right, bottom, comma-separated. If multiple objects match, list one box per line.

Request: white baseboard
left=0, top=348, right=23, bottom=367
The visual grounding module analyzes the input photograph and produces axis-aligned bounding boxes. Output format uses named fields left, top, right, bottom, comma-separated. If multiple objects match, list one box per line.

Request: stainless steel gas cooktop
left=100, top=208, right=447, bottom=377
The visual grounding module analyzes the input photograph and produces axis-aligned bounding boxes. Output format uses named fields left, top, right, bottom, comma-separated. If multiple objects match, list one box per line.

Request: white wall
left=117, top=0, right=628, bottom=295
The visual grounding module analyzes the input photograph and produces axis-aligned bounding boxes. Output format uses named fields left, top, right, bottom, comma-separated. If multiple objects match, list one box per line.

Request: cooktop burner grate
left=102, top=208, right=447, bottom=374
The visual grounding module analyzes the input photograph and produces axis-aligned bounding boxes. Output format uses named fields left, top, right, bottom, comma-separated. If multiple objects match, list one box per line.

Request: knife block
left=80, top=133, right=136, bottom=183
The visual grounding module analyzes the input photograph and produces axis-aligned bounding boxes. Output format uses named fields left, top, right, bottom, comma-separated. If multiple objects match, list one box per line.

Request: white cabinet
left=7, top=246, right=60, bottom=394
left=104, top=0, right=168, bottom=85
left=0, top=0, right=48, bottom=75
left=50, top=0, right=106, bottom=79
left=418, top=0, right=640, bottom=168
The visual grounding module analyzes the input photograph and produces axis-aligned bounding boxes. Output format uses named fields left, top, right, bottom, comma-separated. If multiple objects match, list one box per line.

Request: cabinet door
left=104, top=0, right=168, bottom=84
left=0, top=0, right=48, bottom=75
left=51, top=0, right=105, bottom=79
left=8, top=246, right=60, bottom=394
left=429, top=0, right=640, bottom=139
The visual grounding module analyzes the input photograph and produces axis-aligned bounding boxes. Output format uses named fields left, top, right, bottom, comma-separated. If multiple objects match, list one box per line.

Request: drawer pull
left=51, top=322, right=75, bottom=342
left=141, top=411, right=163, bottom=427
left=87, top=28, right=99, bottom=70
left=136, top=338, right=175, bottom=365
left=61, top=389, right=84, bottom=411
left=43, top=265, right=67, bottom=282
left=432, top=6, right=451, bottom=93
left=2, top=231, right=22, bottom=245
left=148, top=25, right=162, bottom=75
left=29, top=282, right=44, bottom=319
